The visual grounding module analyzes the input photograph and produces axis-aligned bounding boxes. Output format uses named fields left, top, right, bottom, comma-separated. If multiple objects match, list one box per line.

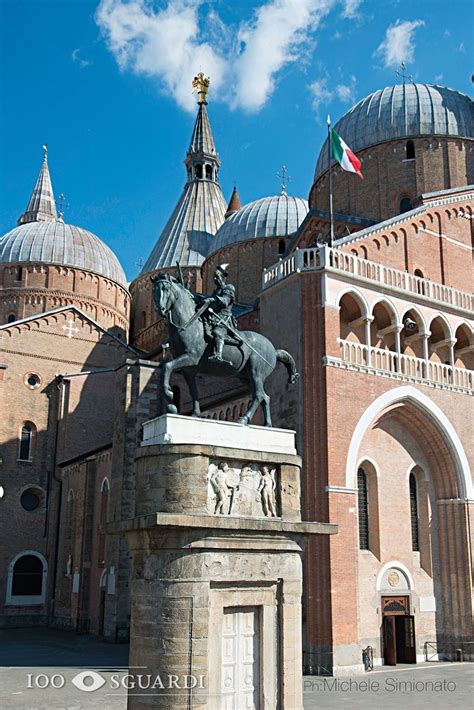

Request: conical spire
left=141, top=77, right=226, bottom=272
left=18, top=145, right=57, bottom=225
left=225, top=186, right=241, bottom=219
left=187, top=103, right=217, bottom=157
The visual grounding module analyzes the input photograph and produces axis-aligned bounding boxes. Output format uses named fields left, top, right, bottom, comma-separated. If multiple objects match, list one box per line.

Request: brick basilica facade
left=0, top=81, right=472, bottom=674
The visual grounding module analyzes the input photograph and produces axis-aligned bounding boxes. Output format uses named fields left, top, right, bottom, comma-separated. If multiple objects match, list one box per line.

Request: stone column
left=394, top=325, right=403, bottom=372
left=422, top=331, right=430, bottom=379
left=109, top=415, right=336, bottom=710
left=364, top=316, right=374, bottom=366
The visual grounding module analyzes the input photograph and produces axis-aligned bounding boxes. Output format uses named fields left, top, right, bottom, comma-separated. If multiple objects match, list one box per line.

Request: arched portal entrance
left=347, top=387, right=472, bottom=663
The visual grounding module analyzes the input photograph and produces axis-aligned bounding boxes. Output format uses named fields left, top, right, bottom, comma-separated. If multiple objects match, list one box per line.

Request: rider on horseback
left=195, top=264, right=238, bottom=363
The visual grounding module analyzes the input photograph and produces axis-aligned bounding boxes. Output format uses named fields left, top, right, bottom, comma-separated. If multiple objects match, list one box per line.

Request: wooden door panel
left=401, top=615, right=416, bottom=663
left=383, top=616, right=397, bottom=665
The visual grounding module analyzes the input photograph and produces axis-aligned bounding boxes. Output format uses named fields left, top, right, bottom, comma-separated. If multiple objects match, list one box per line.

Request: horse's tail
left=276, top=349, right=299, bottom=385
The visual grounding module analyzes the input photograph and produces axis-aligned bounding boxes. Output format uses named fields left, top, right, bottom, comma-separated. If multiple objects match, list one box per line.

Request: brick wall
left=310, top=137, right=474, bottom=223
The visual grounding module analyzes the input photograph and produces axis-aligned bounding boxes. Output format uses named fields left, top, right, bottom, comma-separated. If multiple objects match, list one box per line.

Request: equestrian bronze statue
left=152, top=265, right=298, bottom=427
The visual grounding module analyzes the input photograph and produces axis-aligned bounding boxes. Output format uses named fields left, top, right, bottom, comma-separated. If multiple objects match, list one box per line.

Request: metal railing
left=424, top=641, right=474, bottom=662
left=303, top=651, right=333, bottom=676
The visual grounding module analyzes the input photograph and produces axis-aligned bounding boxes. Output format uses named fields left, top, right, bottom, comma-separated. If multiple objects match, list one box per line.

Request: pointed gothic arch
left=345, top=386, right=471, bottom=498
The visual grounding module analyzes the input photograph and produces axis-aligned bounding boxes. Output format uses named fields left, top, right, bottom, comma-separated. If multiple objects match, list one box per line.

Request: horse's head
left=152, top=272, right=178, bottom=317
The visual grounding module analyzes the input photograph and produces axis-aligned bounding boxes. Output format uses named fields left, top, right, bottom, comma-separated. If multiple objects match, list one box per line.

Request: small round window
left=25, top=373, right=41, bottom=389
left=21, top=489, right=42, bottom=511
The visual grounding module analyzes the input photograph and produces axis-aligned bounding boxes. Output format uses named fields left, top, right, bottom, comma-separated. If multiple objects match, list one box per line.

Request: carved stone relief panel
left=207, top=460, right=280, bottom=518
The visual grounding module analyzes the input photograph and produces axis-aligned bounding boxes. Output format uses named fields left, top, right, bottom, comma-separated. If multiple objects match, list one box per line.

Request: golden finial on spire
left=192, top=72, right=210, bottom=104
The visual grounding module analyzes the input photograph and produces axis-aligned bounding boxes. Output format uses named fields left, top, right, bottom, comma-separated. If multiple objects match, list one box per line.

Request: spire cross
left=395, top=62, right=414, bottom=85
left=276, top=165, right=291, bottom=194
left=42, top=144, right=48, bottom=160
left=135, top=257, right=144, bottom=271
left=57, top=193, right=69, bottom=221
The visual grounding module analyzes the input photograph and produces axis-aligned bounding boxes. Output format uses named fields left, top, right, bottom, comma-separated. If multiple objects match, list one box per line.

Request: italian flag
left=331, top=128, right=363, bottom=179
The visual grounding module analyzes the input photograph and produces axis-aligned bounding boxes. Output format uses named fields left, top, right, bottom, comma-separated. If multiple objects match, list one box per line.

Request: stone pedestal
left=109, top=415, right=336, bottom=709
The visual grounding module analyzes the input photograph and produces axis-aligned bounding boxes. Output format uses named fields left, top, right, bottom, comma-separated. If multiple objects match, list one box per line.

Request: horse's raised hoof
left=238, top=416, right=249, bottom=425
left=166, top=404, right=178, bottom=414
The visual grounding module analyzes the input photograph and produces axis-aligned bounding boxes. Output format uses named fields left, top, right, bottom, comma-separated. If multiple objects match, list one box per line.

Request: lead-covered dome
left=0, top=221, right=127, bottom=286
left=210, top=194, right=308, bottom=253
left=315, top=83, right=474, bottom=179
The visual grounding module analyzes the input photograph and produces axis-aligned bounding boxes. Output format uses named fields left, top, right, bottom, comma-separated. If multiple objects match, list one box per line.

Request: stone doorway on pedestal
left=221, top=606, right=260, bottom=710
left=381, top=595, right=416, bottom=665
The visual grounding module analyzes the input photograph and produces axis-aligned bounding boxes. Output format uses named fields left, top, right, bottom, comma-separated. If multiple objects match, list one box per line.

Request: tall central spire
left=141, top=75, right=227, bottom=272
left=187, top=102, right=218, bottom=158
left=18, top=145, right=57, bottom=225
left=186, top=73, right=220, bottom=183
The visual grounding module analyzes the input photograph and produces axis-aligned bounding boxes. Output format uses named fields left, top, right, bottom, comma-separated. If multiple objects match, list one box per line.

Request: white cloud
left=336, top=75, right=356, bottom=102
left=231, top=0, right=332, bottom=111
left=71, top=48, right=92, bottom=68
left=309, top=74, right=356, bottom=111
left=341, top=0, right=361, bottom=18
left=309, top=78, right=334, bottom=110
left=95, top=0, right=227, bottom=111
left=96, top=0, right=342, bottom=113
left=375, top=19, right=424, bottom=68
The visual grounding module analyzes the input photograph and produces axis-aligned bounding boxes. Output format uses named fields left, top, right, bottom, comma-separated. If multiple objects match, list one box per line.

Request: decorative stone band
left=142, top=414, right=297, bottom=455
left=325, top=485, right=357, bottom=494
left=107, top=512, right=336, bottom=536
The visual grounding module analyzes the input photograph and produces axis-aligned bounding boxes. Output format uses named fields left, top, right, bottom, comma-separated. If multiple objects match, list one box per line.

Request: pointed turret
left=18, top=145, right=57, bottom=225
left=225, top=186, right=241, bottom=219
left=188, top=103, right=217, bottom=157
left=141, top=75, right=227, bottom=272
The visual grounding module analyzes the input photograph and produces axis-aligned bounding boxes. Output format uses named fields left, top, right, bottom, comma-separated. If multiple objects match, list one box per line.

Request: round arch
left=356, top=455, right=381, bottom=478
left=370, top=297, right=400, bottom=326
left=399, top=305, right=428, bottom=334
left=335, top=288, right=370, bottom=318
left=6, top=550, right=48, bottom=605
left=453, top=320, right=473, bottom=343
left=376, top=561, right=414, bottom=591
left=345, top=386, right=472, bottom=499
left=427, top=313, right=453, bottom=340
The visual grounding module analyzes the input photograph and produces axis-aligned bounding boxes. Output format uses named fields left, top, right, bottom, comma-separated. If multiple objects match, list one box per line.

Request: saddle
left=201, top=317, right=240, bottom=347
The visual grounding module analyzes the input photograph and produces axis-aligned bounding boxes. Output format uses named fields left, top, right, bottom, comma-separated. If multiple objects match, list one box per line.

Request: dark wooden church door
left=382, top=596, right=416, bottom=665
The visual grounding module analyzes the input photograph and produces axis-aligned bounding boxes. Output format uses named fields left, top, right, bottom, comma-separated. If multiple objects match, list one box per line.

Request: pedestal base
left=110, top=416, right=336, bottom=709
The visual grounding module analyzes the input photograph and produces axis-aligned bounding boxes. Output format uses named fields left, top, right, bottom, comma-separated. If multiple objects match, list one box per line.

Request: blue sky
left=0, top=0, right=472, bottom=281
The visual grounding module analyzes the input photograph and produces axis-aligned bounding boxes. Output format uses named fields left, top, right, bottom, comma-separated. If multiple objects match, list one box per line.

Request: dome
left=0, top=221, right=127, bottom=286
left=314, top=83, right=474, bottom=179
left=210, top=194, right=308, bottom=253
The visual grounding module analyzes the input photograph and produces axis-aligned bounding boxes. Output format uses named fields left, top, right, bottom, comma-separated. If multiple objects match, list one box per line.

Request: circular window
left=21, top=489, right=42, bottom=511
left=24, top=373, right=41, bottom=389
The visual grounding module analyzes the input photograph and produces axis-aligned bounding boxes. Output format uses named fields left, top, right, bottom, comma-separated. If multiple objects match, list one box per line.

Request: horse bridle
left=156, top=280, right=195, bottom=332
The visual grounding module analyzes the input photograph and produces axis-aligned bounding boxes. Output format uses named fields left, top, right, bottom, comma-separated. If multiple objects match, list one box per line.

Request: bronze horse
left=153, top=273, right=298, bottom=426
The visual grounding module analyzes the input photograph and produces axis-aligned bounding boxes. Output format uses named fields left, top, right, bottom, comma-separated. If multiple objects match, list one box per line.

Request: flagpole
left=327, top=115, right=334, bottom=247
